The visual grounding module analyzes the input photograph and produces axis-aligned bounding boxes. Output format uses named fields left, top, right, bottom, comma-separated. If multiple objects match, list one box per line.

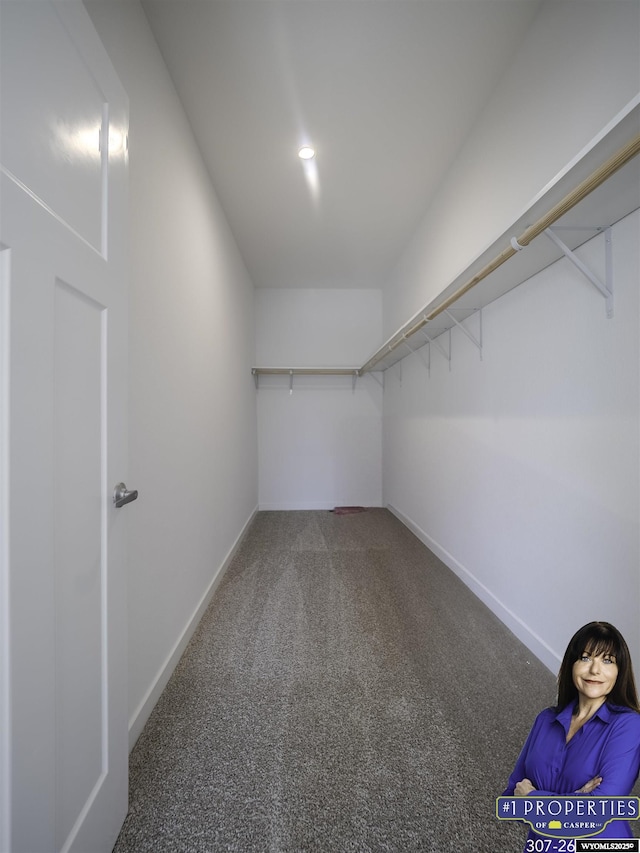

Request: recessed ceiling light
left=298, top=145, right=315, bottom=160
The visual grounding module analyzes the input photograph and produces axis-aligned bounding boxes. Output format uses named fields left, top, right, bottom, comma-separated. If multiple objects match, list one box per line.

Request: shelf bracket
left=252, top=368, right=259, bottom=390
left=444, top=308, right=483, bottom=361
left=544, top=226, right=613, bottom=318
left=289, top=370, right=294, bottom=395
left=414, top=318, right=432, bottom=376
left=352, top=371, right=358, bottom=393
left=399, top=334, right=416, bottom=358
left=419, top=326, right=451, bottom=371
left=401, top=329, right=431, bottom=377
left=368, top=372, right=384, bottom=389
left=415, top=342, right=430, bottom=377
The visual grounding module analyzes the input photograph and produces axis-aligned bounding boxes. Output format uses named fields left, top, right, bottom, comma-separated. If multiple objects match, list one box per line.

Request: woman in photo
left=503, top=621, right=640, bottom=850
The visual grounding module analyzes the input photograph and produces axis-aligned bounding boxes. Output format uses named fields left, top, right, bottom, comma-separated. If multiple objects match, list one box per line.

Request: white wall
left=382, top=0, right=640, bottom=673
left=85, top=1, right=258, bottom=746
left=384, top=0, right=640, bottom=338
left=385, top=212, right=639, bottom=672
left=256, top=289, right=383, bottom=509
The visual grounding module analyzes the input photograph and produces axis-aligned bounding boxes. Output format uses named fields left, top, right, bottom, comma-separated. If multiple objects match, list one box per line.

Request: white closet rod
left=359, top=132, right=640, bottom=375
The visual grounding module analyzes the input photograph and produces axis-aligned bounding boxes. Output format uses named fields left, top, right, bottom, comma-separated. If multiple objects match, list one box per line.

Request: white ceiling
left=141, top=0, right=543, bottom=290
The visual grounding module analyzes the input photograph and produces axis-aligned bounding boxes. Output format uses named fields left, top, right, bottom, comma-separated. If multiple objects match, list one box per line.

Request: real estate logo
left=496, top=796, right=640, bottom=839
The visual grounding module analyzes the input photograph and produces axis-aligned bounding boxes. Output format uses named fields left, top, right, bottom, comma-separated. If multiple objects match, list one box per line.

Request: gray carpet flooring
left=112, top=509, right=580, bottom=852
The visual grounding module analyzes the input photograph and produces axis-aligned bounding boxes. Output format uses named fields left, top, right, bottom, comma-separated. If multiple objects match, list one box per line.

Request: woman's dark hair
left=556, top=621, right=640, bottom=712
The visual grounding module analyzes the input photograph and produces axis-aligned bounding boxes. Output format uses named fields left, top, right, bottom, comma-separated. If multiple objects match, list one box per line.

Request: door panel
left=54, top=281, right=105, bottom=850
left=1, top=1, right=105, bottom=252
left=0, top=3, right=130, bottom=851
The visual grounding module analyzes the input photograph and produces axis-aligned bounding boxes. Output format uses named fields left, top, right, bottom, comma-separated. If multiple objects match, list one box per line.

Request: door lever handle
left=113, top=482, right=138, bottom=508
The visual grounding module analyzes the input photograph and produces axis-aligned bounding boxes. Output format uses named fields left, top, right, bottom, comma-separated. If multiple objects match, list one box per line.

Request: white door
left=0, top=2, right=130, bottom=851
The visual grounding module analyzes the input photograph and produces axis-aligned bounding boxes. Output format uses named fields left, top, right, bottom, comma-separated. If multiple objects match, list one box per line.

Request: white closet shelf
left=253, top=102, right=640, bottom=382
left=361, top=103, right=640, bottom=375
left=251, top=367, right=363, bottom=392
left=252, top=367, right=361, bottom=375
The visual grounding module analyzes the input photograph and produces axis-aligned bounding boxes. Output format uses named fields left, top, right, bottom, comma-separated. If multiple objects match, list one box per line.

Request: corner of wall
left=127, top=505, right=258, bottom=751
left=386, top=504, right=561, bottom=675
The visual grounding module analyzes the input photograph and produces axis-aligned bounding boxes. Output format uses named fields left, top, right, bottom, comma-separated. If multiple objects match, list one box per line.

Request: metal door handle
left=113, top=482, right=138, bottom=508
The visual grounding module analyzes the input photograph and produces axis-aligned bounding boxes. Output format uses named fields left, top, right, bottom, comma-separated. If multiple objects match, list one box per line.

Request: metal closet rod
left=359, top=131, right=640, bottom=375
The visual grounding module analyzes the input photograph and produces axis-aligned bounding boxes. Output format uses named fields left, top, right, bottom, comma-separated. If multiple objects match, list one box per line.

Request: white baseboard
left=386, top=504, right=561, bottom=675
left=127, top=505, right=259, bottom=751
left=258, top=501, right=383, bottom=511
left=259, top=501, right=337, bottom=511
